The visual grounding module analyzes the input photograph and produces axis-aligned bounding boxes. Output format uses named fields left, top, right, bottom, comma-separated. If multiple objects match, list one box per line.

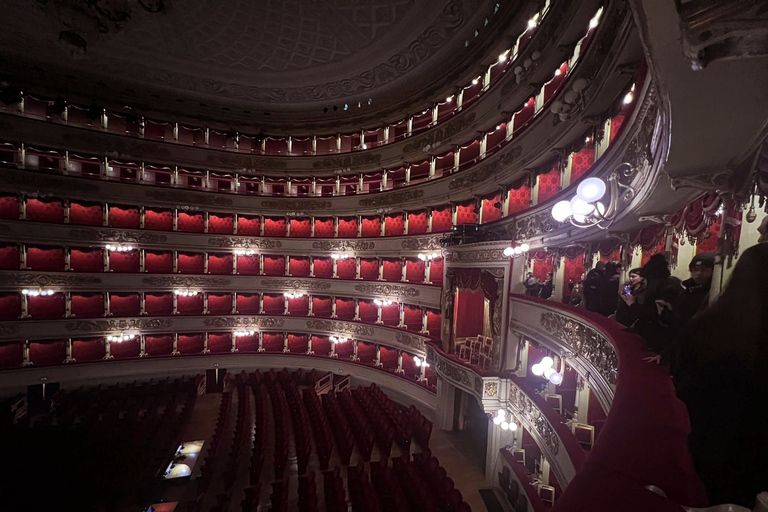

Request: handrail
left=425, top=341, right=497, bottom=404
left=500, top=449, right=550, bottom=512
left=509, top=295, right=707, bottom=511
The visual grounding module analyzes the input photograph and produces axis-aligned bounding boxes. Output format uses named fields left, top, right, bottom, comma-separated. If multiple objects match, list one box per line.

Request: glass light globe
left=413, top=356, right=421, bottom=366
left=551, top=200, right=572, bottom=222
left=509, top=422, right=518, bottom=431
left=576, top=178, right=606, bottom=203
left=493, top=416, right=503, bottom=425
left=501, top=421, right=510, bottom=430
left=540, top=356, right=554, bottom=368
left=570, top=196, right=595, bottom=216
left=549, top=372, right=564, bottom=385
left=503, top=247, right=514, bottom=257
left=594, top=202, right=606, bottom=217
left=513, top=247, right=522, bottom=255
left=497, top=409, right=507, bottom=418
left=543, top=367, right=556, bottom=379
left=520, top=243, right=530, bottom=252
left=531, top=363, right=544, bottom=376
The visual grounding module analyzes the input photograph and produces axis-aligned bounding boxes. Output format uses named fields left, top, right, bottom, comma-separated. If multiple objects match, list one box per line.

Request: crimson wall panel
left=28, top=293, right=66, bottom=319
left=177, top=294, right=204, bottom=315
left=508, top=184, right=531, bottom=215
left=380, top=346, right=398, bottom=371
left=311, top=335, right=331, bottom=356
left=287, top=296, right=309, bottom=316
left=209, top=213, right=234, bottom=234
left=0, top=195, right=19, bottom=220
left=359, top=258, right=378, bottom=280
left=237, top=215, right=260, bottom=236
left=357, top=342, right=376, bottom=364
left=336, top=259, right=356, bottom=279
left=262, top=294, right=284, bottom=315
left=263, top=255, right=286, bottom=276
left=145, top=335, right=173, bottom=357
left=262, top=332, right=284, bottom=352
left=360, top=216, right=381, bottom=237
left=337, top=217, right=358, bottom=238
left=0, top=342, right=23, bottom=369
left=312, top=296, right=332, bottom=317
left=237, top=254, right=260, bottom=275
left=72, top=338, right=105, bottom=362
left=313, top=218, right=334, bottom=237
left=287, top=334, right=308, bottom=353
left=70, top=248, right=103, bottom=272
left=0, top=293, right=21, bottom=320
left=427, top=310, right=442, bottom=337
left=29, top=340, right=66, bottom=366
left=234, top=333, right=259, bottom=352
left=108, top=205, right=140, bottom=228
left=358, top=300, right=377, bottom=323
left=178, top=212, right=204, bottom=232
left=26, top=198, right=64, bottom=223
left=111, top=293, right=141, bottom=317
left=382, top=259, right=402, bottom=282
left=384, top=214, right=405, bottom=236
left=110, top=250, right=140, bottom=273
left=145, top=251, right=173, bottom=273
left=335, top=298, right=354, bottom=320
left=381, top=304, right=399, bottom=326
left=0, top=245, right=19, bottom=269
left=27, top=246, right=65, bottom=271
left=236, top=293, right=260, bottom=314
left=405, top=259, right=425, bottom=283
left=144, top=293, right=172, bottom=316
left=208, top=333, right=232, bottom=353
left=313, top=257, right=332, bottom=278
left=145, top=208, right=173, bottom=231
left=264, top=217, right=286, bottom=237
left=71, top=293, right=104, bottom=318
left=208, top=253, right=233, bottom=275
left=110, top=337, right=140, bottom=359
left=407, top=211, right=428, bottom=234
left=208, top=293, right=232, bottom=315
left=289, top=218, right=311, bottom=237
left=69, top=202, right=102, bottom=226
left=178, top=334, right=204, bottom=355
left=288, top=256, right=310, bottom=277
left=178, top=252, right=204, bottom=274
left=404, top=306, right=422, bottom=331
left=431, top=207, right=452, bottom=232
left=430, top=260, right=444, bottom=286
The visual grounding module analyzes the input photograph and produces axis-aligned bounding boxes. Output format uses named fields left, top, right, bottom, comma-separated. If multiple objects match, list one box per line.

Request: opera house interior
left=0, top=1, right=767, bottom=511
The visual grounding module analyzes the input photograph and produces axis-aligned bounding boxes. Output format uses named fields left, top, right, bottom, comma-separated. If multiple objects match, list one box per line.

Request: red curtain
left=264, top=217, right=286, bottom=237
left=407, top=212, right=427, bottom=234
left=357, top=342, right=377, bottom=364
left=111, top=293, right=141, bottom=316
left=454, top=290, right=484, bottom=338
left=381, top=304, right=399, bottom=326
left=404, top=306, right=422, bottom=331
left=178, top=253, right=204, bottom=274
left=27, top=198, right=64, bottom=223
left=145, top=208, right=173, bottom=231
left=110, top=250, right=140, bottom=273
left=427, top=310, right=441, bottom=336
left=72, top=338, right=105, bottom=362
left=382, top=259, right=402, bottom=282
left=290, top=218, right=311, bottom=237
left=70, top=248, right=104, bottom=272
left=338, top=217, right=358, bottom=237
left=108, top=205, right=140, bottom=229
left=71, top=293, right=104, bottom=318
left=208, top=293, right=232, bottom=314
left=431, top=207, right=452, bottom=232
left=236, top=294, right=260, bottom=314
left=27, top=247, right=65, bottom=271
left=209, top=253, right=233, bottom=275
left=385, top=214, right=405, bottom=236
left=69, top=202, right=102, bottom=226
left=313, top=257, right=332, bottom=278
left=144, top=293, right=171, bottom=316
left=263, top=255, right=286, bottom=276
left=313, top=218, right=334, bottom=237
left=145, top=251, right=173, bottom=273
left=380, top=346, right=398, bottom=371
left=430, top=260, right=444, bottom=286
left=209, top=213, right=234, bottom=234
left=28, top=293, right=66, bottom=319
left=237, top=215, right=260, bottom=236
left=237, top=254, right=260, bottom=275
left=235, top=333, right=259, bottom=352
left=335, top=339, right=354, bottom=359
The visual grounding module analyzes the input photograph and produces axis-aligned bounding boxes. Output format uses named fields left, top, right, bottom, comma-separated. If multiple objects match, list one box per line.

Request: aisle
left=429, top=428, right=490, bottom=512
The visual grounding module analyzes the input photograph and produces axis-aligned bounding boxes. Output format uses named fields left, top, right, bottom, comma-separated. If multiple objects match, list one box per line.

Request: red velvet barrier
left=26, top=198, right=64, bottom=223
left=109, top=336, right=140, bottom=359
left=264, top=217, right=286, bottom=237
left=208, top=253, right=233, bottom=275
left=290, top=218, right=311, bottom=237
left=29, top=340, right=66, bottom=366
left=381, top=304, right=399, bottom=326
left=289, top=256, right=310, bottom=277
left=236, top=294, right=260, bottom=314
left=336, top=259, right=356, bottom=279
left=508, top=184, right=531, bottom=214
left=431, top=207, right=452, bottom=232
left=208, top=333, right=232, bottom=353
left=407, top=211, right=428, bottom=234
left=177, top=294, right=203, bottom=315
left=287, top=296, right=309, bottom=316
left=71, top=293, right=104, bottom=318
left=312, top=335, right=332, bottom=356
left=178, top=252, right=204, bottom=274
left=361, top=216, right=381, bottom=237
left=313, top=257, right=332, bottom=278
left=313, top=218, right=334, bottom=237
left=0, top=195, right=19, bottom=219
left=385, top=214, right=405, bottom=236
left=337, top=217, right=358, bottom=237
left=237, top=215, right=260, bottom=235
left=360, top=258, right=378, bottom=280
left=427, top=310, right=441, bottom=336
left=69, top=202, right=102, bottom=226
left=358, top=300, right=377, bottom=323
left=404, top=306, right=421, bottom=331
left=537, top=166, right=562, bottom=203
left=0, top=293, right=21, bottom=320
left=145, top=208, right=173, bottom=231
left=209, top=213, right=234, bottom=234
left=0, top=342, right=23, bottom=368
left=27, top=246, right=65, bottom=271
left=481, top=193, right=502, bottom=223
left=382, top=259, right=402, bottom=282
left=380, top=346, right=398, bottom=370
left=237, top=254, right=260, bottom=275
left=262, top=332, right=284, bottom=352
left=108, top=205, right=140, bottom=228
left=456, top=202, right=477, bottom=225
left=312, top=296, right=332, bottom=317
left=110, top=250, right=140, bottom=273
left=263, top=255, right=285, bottom=276
left=405, top=259, right=425, bottom=283
left=145, top=335, right=173, bottom=357
left=144, top=293, right=171, bottom=316
left=288, top=334, right=308, bottom=353
left=0, top=245, right=19, bottom=269
left=335, top=298, right=354, bottom=320
left=262, top=294, right=284, bottom=315
left=178, top=334, right=203, bottom=355
left=207, top=294, right=232, bottom=315
left=178, top=212, right=204, bottom=232
left=70, top=248, right=103, bottom=272
left=357, top=342, right=376, bottom=364
left=72, top=338, right=105, bottom=362
left=235, top=333, right=259, bottom=352
left=28, top=293, right=65, bottom=319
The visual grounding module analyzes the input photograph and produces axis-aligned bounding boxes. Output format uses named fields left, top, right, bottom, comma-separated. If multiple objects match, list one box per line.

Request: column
left=260, top=215, right=265, bottom=236
left=233, top=213, right=239, bottom=234
left=431, top=105, right=438, bottom=125
left=404, top=212, right=410, bottom=235
left=311, top=136, right=317, bottom=155
left=357, top=215, right=363, bottom=237
left=286, top=217, right=291, bottom=237
left=103, top=202, right=109, bottom=226
left=310, top=216, right=316, bottom=236
left=351, top=339, right=359, bottom=361
left=502, top=189, right=510, bottom=217
left=65, top=338, right=75, bottom=363
left=173, top=250, right=179, bottom=273
left=376, top=304, right=383, bottom=324
left=140, top=206, right=146, bottom=229
left=63, top=200, right=71, bottom=223
left=202, top=332, right=210, bottom=354
left=22, top=341, right=31, bottom=366
left=380, top=214, right=386, bottom=237
left=285, top=255, right=291, bottom=276
left=140, top=249, right=146, bottom=272
left=20, top=292, right=29, bottom=318
left=140, top=292, right=147, bottom=315
left=485, top=417, right=509, bottom=486
left=308, top=295, right=314, bottom=316
left=203, top=293, right=209, bottom=315
left=283, top=296, right=289, bottom=315
left=451, top=204, right=458, bottom=226
left=398, top=303, right=405, bottom=328
left=19, top=194, right=26, bottom=220
left=283, top=333, right=290, bottom=353
left=173, top=208, right=178, bottom=231
left=172, top=292, right=179, bottom=315
left=355, top=257, right=361, bottom=279
left=331, top=296, right=337, bottom=318
left=377, top=257, right=384, bottom=281
left=307, top=334, right=314, bottom=355
left=332, top=257, right=338, bottom=278
left=435, top=379, right=456, bottom=430
left=375, top=345, right=382, bottom=367
left=257, top=333, right=264, bottom=353
left=103, top=248, right=110, bottom=272
left=553, top=256, right=566, bottom=303
left=21, top=244, right=27, bottom=269
left=510, top=252, right=528, bottom=294
left=421, top=309, right=429, bottom=334
left=405, top=165, right=411, bottom=185
left=172, top=333, right=180, bottom=355
left=259, top=294, right=264, bottom=314
left=330, top=339, right=337, bottom=358
left=382, top=170, right=388, bottom=190
left=232, top=292, right=238, bottom=314
left=358, top=174, right=364, bottom=194
left=429, top=156, right=436, bottom=178
left=334, top=217, right=339, bottom=237
left=401, top=258, right=407, bottom=282
left=427, top=209, right=433, bottom=233
left=354, top=299, right=360, bottom=321
left=105, top=293, right=112, bottom=316
left=65, top=292, right=72, bottom=317
left=396, top=350, right=404, bottom=374
left=419, top=362, right=427, bottom=383
left=259, top=254, right=265, bottom=275
left=204, top=253, right=209, bottom=274
left=425, top=259, right=432, bottom=284
left=310, top=256, right=315, bottom=277
left=139, top=334, right=146, bottom=357
left=231, top=333, right=238, bottom=352
left=232, top=253, right=238, bottom=275
left=407, top=116, right=413, bottom=136
left=104, top=337, right=114, bottom=359
left=64, top=247, right=71, bottom=271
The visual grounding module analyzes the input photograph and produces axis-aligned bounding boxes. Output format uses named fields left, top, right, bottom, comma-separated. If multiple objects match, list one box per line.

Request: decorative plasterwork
left=508, top=382, right=560, bottom=456
left=304, top=320, right=375, bottom=337
left=402, top=112, right=477, bottom=153
left=141, top=276, right=233, bottom=287
left=483, top=380, right=498, bottom=397
left=0, top=169, right=100, bottom=193
left=207, top=237, right=283, bottom=249
left=539, top=311, right=618, bottom=385
left=203, top=317, right=286, bottom=329
left=448, top=146, right=523, bottom=190
left=395, top=332, right=426, bottom=351
left=0, top=273, right=102, bottom=287
left=400, top=237, right=443, bottom=251
left=353, top=284, right=420, bottom=297
left=311, top=240, right=375, bottom=251
left=443, top=244, right=509, bottom=263
left=260, top=279, right=331, bottom=291
left=260, top=199, right=333, bottom=210
left=358, top=190, right=425, bottom=208
left=66, top=318, right=174, bottom=332
left=68, top=228, right=168, bottom=244
left=312, top=154, right=382, bottom=170
left=426, top=344, right=484, bottom=397
left=144, top=190, right=234, bottom=207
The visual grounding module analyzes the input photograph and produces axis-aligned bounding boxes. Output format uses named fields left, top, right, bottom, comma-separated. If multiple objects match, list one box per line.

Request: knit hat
left=640, top=254, right=671, bottom=279
left=689, top=252, right=716, bottom=270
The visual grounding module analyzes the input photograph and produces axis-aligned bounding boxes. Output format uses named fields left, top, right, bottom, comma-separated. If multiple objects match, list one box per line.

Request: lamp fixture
left=330, top=335, right=349, bottom=344
left=550, top=164, right=636, bottom=229
left=492, top=409, right=518, bottom=430
left=503, top=243, right=530, bottom=258
left=413, top=356, right=430, bottom=369
left=107, top=332, right=136, bottom=343
left=233, top=330, right=256, bottom=337
left=174, top=289, right=199, bottom=297
left=234, top=248, right=256, bottom=256
left=417, top=252, right=440, bottom=261
left=527, top=13, right=539, bottom=30
left=331, top=253, right=352, bottom=260
left=588, top=7, right=603, bottom=29
left=531, top=356, right=563, bottom=385
left=284, top=292, right=305, bottom=299
left=623, top=83, right=636, bottom=105
left=373, top=298, right=394, bottom=307
left=22, top=288, right=56, bottom=296
left=105, top=244, right=134, bottom=252
left=498, top=50, right=510, bottom=63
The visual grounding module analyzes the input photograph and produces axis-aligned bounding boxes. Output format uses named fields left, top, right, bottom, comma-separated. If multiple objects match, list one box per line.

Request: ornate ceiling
left=0, top=0, right=525, bottom=131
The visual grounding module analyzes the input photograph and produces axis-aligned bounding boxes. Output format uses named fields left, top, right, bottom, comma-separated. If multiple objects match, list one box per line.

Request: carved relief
left=69, top=228, right=167, bottom=244
left=508, top=383, right=560, bottom=455
left=145, top=190, right=234, bottom=207
left=0, top=171, right=99, bottom=193
left=305, top=320, right=375, bottom=337
left=395, top=332, right=426, bottom=351
left=358, top=189, right=425, bottom=207
left=260, top=199, right=332, bottom=210
left=402, top=112, right=476, bottom=153
left=353, top=284, right=419, bottom=297
left=312, top=153, right=382, bottom=170
left=141, top=276, right=232, bottom=287
left=448, top=147, right=522, bottom=190
left=311, top=240, right=375, bottom=251
left=443, top=248, right=506, bottom=262
left=0, top=273, right=102, bottom=287
left=203, top=317, right=285, bottom=329
left=483, top=381, right=498, bottom=397
left=400, top=237, right=443, bottom=251
left=65, top=318, right=173, bottom=332
left=207, top=237, right=283, bottom=249
left=260, top=279, right=331, bottom=290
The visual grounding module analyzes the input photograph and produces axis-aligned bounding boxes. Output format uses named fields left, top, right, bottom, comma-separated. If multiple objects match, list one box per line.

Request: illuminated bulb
left=497, top=409, right=506, bottom=418
left=527, top=17, right=537, bottom=29
left=472, top=78, right=480, bottom=85
left=498, top=52, right=508, bottom=63
left=531, top=363, right=544, bottom=376
left=577, top=177, right=607, bottom=203
left=513, top=247, right=522, bottom=255
left=413, top=356, right=421, bottom=366
left=589, top=16, right=599, bottom=29
left=503, top=247, right=514, bottom=257
left=520, top=243, right=530, bottom=252
left=541, top=356, right=554, bottom=368
left=509, top=422, right=518, bottom=432
left=551, top=200, right=572, bottom=222
left=493, top=415, right=503, bottom=425
left=543, top=367, right=556, bottom=379
left=623, top=92, right=633, bottom=105
left=549, top=372, right=564, bottom=385
left=501, top=421, right=510, bottom=430
left=554, top=68, right=562, bottom=77
left=446, top=96, right=453, bottom=103
left=570, top=196, right=595, bottom=216
left=418, top=253, right=427, bottom=261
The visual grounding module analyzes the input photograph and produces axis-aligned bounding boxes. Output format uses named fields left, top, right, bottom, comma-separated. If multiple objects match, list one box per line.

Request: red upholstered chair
left=336, top=259, right=356, bottom=279
left=144, top=293, right=172, bottom=316
left=427, top=310, right=442, bottom=336
left=360, top=216, right=381, bottom=237
left=72, top=338, right=105, bottom=362
left=237, top=215, right=261, bottom=235
left=237, top=254, right=260, bottom=275
left=431, top=207, right=452, bottom=232
left=28, top=293, right=66, bottom=319
left=208, top=333, right=232, bottom=353
left=110, top=336, right=141, bottom=359
left=0, top=244, right=19, bottom=269
left=177, top=294, right=204, bottom=315
left=145, top=335, right=173, bottom=357
left=337, top=217, right=358, bottom=237
left=29, top=340, right=66, bottom=366
left=0, top=342, right=23, bottom=369
left=27, top=246, right=65, bottom=271
left=262, top=332, right=284, bottom=352
left=358, top=300, right=377, bottom=323
left=208, top=253, right=233, bottom=275
left=405, top=259, right=425, bottom=283
left=144, top=208, right=173, bottom=231
left=311, top=335, right=331, bottom=356
left=287, top=296, right=309, bottom=316
left=26, top=198, right=64, bottom=223
left=263, top=255, right=286, bottom=276
left=111, top=293, right=141, bottom=316
left=0, top=293, right=21, bottom=320
left=262, top=294, right=285, bottom=315
left=264, top=217, right=287, bottom=237
left=404, top=306, right=422, bottom=331
left=312, top=296, right=332, bottom=317
left=110, top=250, right=140, bottom=273
left=357, top=342, right=376, bottom=364
left=335, top=298, right=355, bottom=320
left=407, top=211, right=428, bottom=234
left=313, top=218, right=334, bottom=237
left=207, top=293, right=232, bottom=314
left=381, top=303, right=400, bottom=326
left=313, top=257, right=332, bottom=278
left=287, top=334, right=308, bottom=353
left=430, top=260, right=444, bottom=286
left=209, top=213, right=234, bottom=234
left=69, top=201, right=103, bottom=226
left=0, top=195, right=19, bottom=220
left=290, top=218, right=311, bottom=237
left=178, top=334, right=204, bottom=354
left=108, top=205, right=140, bottom=228
left=178, top=252, right=204, bottom=274
left=145, top=251, right=173, bottom=273
left=289, top=256, right=310, bottom=277
left=382, top=259, right=403, bottom=282
left=384, top=214, right=405, bottom=236
left=71, top=293, right=104, bottom=318
left=178, top=212, right=204, bottom=232
left=359, top=258, right=378, bottom=280
left=70, top=248, right=104, bottom=272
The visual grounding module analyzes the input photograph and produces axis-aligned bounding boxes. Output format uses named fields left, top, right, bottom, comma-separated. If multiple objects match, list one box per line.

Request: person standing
left=677, top=253, right=715, bottom=326
left=539, top=273, right=554, bottom=299
left=583, top=261, right=605, bottom=312
left=524, top=272, right=540, bottom=297
left=598, top=261, right=622, bottom=316
left=615, top=268, right=645, bottom=327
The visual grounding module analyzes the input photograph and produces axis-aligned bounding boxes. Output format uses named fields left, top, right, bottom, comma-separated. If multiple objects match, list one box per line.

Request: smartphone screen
left=623, top=285, right=632, bottom=295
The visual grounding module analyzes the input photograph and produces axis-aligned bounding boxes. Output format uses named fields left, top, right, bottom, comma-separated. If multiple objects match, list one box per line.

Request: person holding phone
left=615, top=268, right=645, bottom=326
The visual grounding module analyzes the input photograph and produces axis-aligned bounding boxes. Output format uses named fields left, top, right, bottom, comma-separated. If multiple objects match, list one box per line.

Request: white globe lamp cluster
left=551, top=177, right=608, bottom=224
left=413, top=356, right=430, bottom=369
left=503, top=243, right=530, bottom=258
left=492, top=409, right=518, bottom=431
left=531, top=356, right=563, bottom=385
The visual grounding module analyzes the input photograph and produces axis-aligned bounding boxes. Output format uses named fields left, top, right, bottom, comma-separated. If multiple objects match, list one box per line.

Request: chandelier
left=22, top=288, right=56, bottom=296
left=284, top=292, right=305, bottom=299
left=174, top=289, right=199, bottom=297
left=234, top=249, right=256, bottom=256
left=413, top=356, right=430, bottom=369
left=105, top=244, right=134, bottom=252
left=417, top=252, right=440, bottom=261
